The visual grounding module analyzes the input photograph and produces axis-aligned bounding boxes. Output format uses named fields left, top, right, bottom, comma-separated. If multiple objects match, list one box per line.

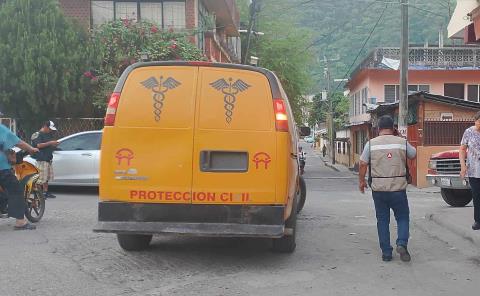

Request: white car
left=304, top=136, right=314, bottom=143
left=25, top=131, right=102, bottom=186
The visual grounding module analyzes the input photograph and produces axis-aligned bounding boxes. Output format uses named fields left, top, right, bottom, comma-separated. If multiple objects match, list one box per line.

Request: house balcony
left=351, top=46, right=480, bottom=78
left=202, top=0, right=240, bottom=36
left=204, top=31, right=241, bottom=64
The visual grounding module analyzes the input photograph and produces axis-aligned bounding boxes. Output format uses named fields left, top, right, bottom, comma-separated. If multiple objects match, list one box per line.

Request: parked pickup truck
left=426, top=150, right=473, bottom=207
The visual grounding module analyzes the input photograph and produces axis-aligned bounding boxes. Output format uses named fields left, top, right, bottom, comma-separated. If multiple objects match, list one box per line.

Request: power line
left=331, top=4, right=389, bottom=94
left=409, top=4, right=449, bottom=18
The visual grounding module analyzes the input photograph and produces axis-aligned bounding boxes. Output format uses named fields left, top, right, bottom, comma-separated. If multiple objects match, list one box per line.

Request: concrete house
left=59, top=0, right=241, bottom=63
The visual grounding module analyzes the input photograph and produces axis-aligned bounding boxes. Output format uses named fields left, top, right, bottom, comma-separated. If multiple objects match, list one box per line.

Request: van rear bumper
left=94, top=202, right=285, bottom=238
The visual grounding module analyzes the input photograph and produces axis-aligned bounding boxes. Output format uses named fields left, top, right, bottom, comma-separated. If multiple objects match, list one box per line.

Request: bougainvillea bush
left=88, top=20, right=205, bottom=109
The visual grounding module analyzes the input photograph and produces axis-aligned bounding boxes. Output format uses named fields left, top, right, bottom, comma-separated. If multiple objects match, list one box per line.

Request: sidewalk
left=316, top=151, right=356, bottom=175
left=425, top=206, right=480, bottom=248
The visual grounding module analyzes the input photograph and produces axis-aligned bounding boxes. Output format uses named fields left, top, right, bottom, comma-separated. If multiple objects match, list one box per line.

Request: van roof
left=114, top=61, right=283, bottom=99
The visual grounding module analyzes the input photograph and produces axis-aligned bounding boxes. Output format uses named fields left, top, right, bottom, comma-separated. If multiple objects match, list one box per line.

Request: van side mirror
left=299, top=127, right=311, bottom=137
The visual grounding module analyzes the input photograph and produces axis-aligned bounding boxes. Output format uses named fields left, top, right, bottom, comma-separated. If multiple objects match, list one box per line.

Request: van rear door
left=100, top=66, right=198, bottom=204
left=191, top=67, right=277, bottom=205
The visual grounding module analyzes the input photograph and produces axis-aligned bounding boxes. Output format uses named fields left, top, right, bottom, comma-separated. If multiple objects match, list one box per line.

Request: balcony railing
left=351, top=47, right=480, bottom=78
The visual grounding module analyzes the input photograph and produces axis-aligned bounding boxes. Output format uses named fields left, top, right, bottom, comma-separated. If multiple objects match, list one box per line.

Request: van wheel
left=297, top=176, right=307, bottom=213
left=117, top=234, right=152, bottom=251
left=272, top=199, right=297, bottom=253
left=441, top=188, right=472, bottom=207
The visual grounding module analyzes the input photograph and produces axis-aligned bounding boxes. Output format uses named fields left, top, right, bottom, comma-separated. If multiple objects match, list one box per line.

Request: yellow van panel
left=196, top=68, right=274, bottom=131
left=100, top=128, right=195, bottom=203
left=191, top=130, right=278, bottom=205
left=115, top=66, right=197, bottom=128
left=100, top=66, right=198, bottom=204
left=191, top=67, right=278, bottom=205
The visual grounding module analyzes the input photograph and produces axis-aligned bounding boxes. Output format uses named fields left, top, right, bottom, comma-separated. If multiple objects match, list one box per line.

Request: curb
left=323, top=161, right=340, bottom=172
left=426, top=212, right=480, bottom=247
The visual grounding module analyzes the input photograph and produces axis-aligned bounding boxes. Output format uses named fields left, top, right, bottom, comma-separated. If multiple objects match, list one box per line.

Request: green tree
left=0, top=0, right=93, bottom=124
left=239, top=0, right=315, bottom=123
left=309, top=92, right=349, bottom=130
left=88, top=20, right=205, bottom=109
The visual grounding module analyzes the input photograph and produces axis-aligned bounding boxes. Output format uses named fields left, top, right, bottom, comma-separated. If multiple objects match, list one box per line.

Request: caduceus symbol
left=210, top=78, right=251, bottom=124
left=140, top=76, right=181, bottom=122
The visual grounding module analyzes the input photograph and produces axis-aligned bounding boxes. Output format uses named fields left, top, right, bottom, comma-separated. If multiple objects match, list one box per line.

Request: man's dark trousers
left=0, top=169, right=25, bottom=219
left=372, top=190, right=410, bottom=256
left=467, top=177, right=480, bottom=223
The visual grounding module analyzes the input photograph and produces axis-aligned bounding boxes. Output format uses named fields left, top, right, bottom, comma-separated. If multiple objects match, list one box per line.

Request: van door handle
left=291, top=153, right=298, bottom=159
left=81, top=153, right=93, bottom=157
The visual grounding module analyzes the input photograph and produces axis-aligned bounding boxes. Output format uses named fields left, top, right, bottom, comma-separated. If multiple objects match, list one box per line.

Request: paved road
left=0, top=142, right=479, bottom=296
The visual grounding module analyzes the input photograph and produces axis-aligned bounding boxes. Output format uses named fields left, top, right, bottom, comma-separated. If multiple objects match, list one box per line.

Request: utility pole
left=398, top=0, right=409, bottom=138
left=324, top=56, right=336, bottom=165
left=243, top=0, right=261, bottom=64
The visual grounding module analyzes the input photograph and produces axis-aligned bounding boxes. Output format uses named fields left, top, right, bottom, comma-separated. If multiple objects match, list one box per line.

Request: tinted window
left=57, top=133, right=102, bottom=151
left=444, top=83, right=465, bottom=99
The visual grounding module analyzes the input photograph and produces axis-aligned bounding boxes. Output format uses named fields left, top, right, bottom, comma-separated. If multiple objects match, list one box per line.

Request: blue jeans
left=372, top=190, right=410, bottom=256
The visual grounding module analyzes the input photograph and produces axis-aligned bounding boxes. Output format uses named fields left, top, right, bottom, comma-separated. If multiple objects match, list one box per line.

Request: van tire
left=272, top=199, right=298, bottom=253
left=117, top=234, right=153, bottom=251
left=441, top=188, right=472, bottom=207
left=297, top=176, right=307, bottom=213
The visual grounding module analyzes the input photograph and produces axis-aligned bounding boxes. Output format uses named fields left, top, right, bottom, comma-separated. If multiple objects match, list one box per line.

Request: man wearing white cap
left=31, top=121, right=59, bottom=198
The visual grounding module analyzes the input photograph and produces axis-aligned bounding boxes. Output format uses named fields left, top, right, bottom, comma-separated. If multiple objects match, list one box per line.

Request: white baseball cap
left=48, top=120, right=57, bottom=131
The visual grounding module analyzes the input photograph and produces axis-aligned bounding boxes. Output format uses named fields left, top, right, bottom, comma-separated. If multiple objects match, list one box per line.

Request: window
left=384, top=85, right=398, bottom=103
left=140, top=2, right=162, bottom=24
left=92, top=1, right=114, bottom=26
left=408, top=84, right=430, bottom=93
left=385, top=85, right=430, bottom=103
left=467, top=85, right=480, bottom=102
left=57, top=133, right=102, bottom=151
left=91, top=1, right=186, bottom=28
left=163, top=1, right=186, bottom=29
left=115, top=2, right=138, bottom=22
left=444, top=83, right=465, bottom=99
left=361, top=87, right=368, bottom=113
left=355, top=91, right=361, bottom=116
left=198, top=1, right=208, bottom=51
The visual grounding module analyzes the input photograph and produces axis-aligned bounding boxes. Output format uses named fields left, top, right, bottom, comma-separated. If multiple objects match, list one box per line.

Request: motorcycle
left=299, top=150, right=306, bottom=175
left=0, top=150, right=45, bottom=222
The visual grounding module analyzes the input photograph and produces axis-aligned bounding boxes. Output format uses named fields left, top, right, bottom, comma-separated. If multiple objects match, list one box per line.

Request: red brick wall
left=59, top=0, right=91, bottom=28
left=185, top=0, right=196, bottom=30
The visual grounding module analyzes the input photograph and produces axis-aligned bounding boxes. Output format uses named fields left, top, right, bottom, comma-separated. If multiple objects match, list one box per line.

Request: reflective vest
left=369, top=135, right=408, bottom=192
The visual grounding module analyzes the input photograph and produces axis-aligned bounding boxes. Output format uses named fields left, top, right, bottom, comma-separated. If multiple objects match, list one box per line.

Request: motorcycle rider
left=0, top=124, right=39, bottom=230
left=299, top=146, right=306, bottom=174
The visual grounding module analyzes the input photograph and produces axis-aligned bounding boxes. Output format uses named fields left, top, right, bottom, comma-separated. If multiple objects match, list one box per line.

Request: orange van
left=94, top=62, right=308, bottom=252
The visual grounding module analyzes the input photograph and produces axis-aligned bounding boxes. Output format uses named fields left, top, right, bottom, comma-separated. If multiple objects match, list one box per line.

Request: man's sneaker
left=45, top=192, right=56, bottom=199
left=472, top=222, right=480, bottom=231
left=382, top=254, right=393, bottom=262
left=396, top=245, right=411, bottom=262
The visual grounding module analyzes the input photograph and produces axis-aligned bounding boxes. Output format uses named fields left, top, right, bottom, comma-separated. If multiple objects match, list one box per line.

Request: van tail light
left=105, top=92, right=121, bottom=126
left=273, top=99, right=289, bottom=132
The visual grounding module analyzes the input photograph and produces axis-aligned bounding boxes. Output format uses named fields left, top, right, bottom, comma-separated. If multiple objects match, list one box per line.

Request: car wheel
left=440, top=188, right=472, bottom=207
left=117, top=234, right=153, bottom=251
left=297, top=176, right=307, bottom=213
left=272, top=197, right=298, bottom=253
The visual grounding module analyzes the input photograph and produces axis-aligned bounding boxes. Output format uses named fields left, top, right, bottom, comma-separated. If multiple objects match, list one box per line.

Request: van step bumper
left=94, top=202, right=285, bottom=238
